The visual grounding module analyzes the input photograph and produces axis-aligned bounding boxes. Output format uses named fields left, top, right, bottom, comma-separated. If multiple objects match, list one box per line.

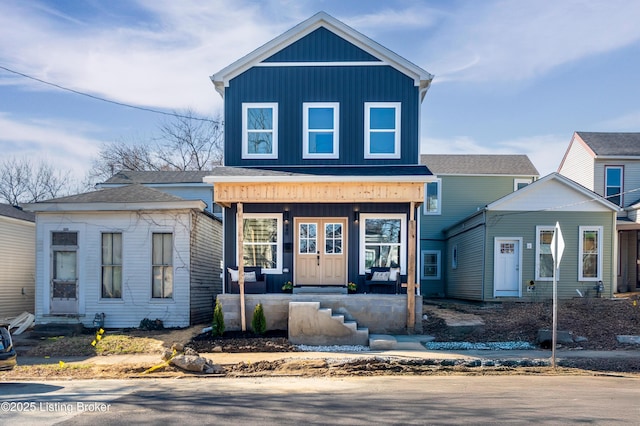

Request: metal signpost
left=550, top=222, right=565, bottom=369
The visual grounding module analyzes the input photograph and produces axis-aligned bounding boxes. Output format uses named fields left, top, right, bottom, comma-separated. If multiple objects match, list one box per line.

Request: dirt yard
left=3, top=296, right=639, bottom=380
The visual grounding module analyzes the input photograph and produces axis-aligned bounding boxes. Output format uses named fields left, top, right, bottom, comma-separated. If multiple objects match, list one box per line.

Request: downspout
left=612, top=211, right=618, bottom=297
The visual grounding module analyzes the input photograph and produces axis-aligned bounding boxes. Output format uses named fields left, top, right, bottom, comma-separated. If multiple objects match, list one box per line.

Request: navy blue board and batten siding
left=224, top=28, right=420, bottom=167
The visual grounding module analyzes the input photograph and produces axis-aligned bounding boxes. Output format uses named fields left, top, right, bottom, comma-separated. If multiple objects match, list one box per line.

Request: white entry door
left=295, top=217, right=347, bottom=286
left=494, top=238, right=521, bottom=297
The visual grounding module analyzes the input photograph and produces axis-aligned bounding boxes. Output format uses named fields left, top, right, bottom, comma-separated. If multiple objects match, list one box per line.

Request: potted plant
left=347, top=282, right=357, bottom=294
left=282, top=281, right=293, bottom=293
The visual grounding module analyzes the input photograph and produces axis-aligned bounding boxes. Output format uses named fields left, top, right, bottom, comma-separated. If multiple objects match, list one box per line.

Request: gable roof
left=211, top=11, right=433, bottom=100
left=575, top=132, right=640, bottom=157
left=420, top=154, right=539, bottom=176
left=23, top=184, right=206, bottom=212
left=102, top=170, right=213, bottom=185
left=0, top=203, right=35, bottom=222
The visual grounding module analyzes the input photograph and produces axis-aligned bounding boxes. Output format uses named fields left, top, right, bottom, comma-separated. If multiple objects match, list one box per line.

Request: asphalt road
left=1, top=376, right=639, bottom=425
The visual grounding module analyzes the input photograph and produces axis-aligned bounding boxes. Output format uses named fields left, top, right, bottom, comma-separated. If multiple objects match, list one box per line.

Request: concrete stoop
left=288, top=301, right=369, bottom=346
left=369, top=334, right=435, bottom=351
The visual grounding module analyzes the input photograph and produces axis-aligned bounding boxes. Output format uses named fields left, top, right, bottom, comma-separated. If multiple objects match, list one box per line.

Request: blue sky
left=1, top=0, right=640, bottom=181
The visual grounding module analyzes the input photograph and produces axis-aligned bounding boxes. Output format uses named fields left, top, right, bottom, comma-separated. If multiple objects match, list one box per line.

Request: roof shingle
left=420, top=154, right=539, bottom=176
left=576, top=132, right=640, bottom=156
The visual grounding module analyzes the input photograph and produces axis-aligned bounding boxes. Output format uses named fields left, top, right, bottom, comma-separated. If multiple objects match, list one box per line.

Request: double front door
left=295, top=217, right=347, bottom=285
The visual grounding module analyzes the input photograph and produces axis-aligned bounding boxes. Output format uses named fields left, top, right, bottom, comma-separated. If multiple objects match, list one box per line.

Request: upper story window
left=579, top=226, right=602, bottom=281
left=364, top=102, right=401, bottom=159
left=424, top=179, right=441, bottom=215
left=605, top=166, right=623, bottom=206
left=514, top=178, right=532, bottom=191
left=303, top=103, right=339, bottom=159
left=242, top=103, right=278, bottom=159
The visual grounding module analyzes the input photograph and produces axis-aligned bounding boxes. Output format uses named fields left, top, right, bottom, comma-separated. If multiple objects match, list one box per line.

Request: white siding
left=0, top=216, right=35, bottom=318
left=34, top=210, right=194, bottom=328
left=559, top=139, right=595, bottom=190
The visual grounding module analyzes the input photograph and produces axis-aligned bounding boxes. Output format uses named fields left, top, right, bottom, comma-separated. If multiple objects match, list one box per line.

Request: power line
left=0, top=65, right=218, bottom=123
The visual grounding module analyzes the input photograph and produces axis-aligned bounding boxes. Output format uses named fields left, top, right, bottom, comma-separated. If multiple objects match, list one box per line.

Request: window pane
left=247, top=108, right=273, bottom=130
left=52, top=231, right=77, bottom=246
left=539, top=230, right=554, bottom=278
left=54, top=251, right=76, bottom=281
left=309, top=132, right=334, bottom=153
left=369, top=132, right=395, bottom=154
left=370, top=108, right=395, bottom=129
left=365, top=245, right=400, bottom=269
left=365, top=219, right=401, bottom=244
left=606, top=168, right=621, bottom=186
left=247, top=132, right=273, bottom=154
left=426, top=182, right=439, bottom=212
left=245, top=219, right=278, bottom=243
left=309, top=108, right=333, bottom=129
left=243, top=244, right=278, bottom=269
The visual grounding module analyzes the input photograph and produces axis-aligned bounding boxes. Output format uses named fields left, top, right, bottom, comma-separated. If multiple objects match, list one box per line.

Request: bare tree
left=0, top=157, right=71, bottom=205
left=88, top=110, right=223, bottom=184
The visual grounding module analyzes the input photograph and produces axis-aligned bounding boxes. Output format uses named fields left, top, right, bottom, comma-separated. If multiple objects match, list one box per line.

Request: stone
left=537, top=329, right=574, bottom=345
left=616, top=335, right=640, bottom=345
left=212, top=346, right=223, bottom=353
left=171, top=354, right=207, bottom=372
left=171, top=343, right=184, bottom=352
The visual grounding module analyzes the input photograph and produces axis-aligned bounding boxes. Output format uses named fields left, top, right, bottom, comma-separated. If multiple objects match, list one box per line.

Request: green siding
left=483, top=211, right=615, bottom=301
left=445, top=222, right=485, bottom=300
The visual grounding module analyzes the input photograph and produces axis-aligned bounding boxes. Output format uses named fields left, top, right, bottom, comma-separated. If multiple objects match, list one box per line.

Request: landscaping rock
left=616, top=335, right=640, bottom=345
left=537, top=329, right=574, bottom=345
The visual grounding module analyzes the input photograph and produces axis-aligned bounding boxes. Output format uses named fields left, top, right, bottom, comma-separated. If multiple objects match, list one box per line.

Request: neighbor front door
left=295, top=217, right=347, bottom=285
left=494, top=238, right=521, bottom=297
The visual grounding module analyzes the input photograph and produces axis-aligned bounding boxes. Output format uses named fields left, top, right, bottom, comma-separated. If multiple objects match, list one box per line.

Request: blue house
left=204, top=12, right=434, bottom=332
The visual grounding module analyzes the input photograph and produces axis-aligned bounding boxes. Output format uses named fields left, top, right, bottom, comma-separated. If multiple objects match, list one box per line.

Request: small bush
left=212, top=299, right=225, bottom=337
left=251, top=303, right=267, bottom=335
left=139, top=318, right=164, bottom=331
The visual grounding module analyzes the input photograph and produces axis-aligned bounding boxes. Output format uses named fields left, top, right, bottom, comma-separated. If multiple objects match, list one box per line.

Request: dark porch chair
left=227, top=266, right=267, bottom=294
left=363, top=267, right=401, bottom=294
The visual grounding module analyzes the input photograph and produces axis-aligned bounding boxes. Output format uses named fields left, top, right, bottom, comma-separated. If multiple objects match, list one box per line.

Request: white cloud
left=597, top=111, right=640, bottom=130
left=421, top=133, right=569, bottom=176
left=425, top=0, right=640, bottom=83
left=0, top=114, right=104, bottom=181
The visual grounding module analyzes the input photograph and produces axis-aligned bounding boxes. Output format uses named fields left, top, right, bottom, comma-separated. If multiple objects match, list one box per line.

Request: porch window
left=364, top=102, right=401, bottom=159
left=605, top=166, right=623, bottom=206
left=579, top=226, right=602, bottom=281
left=535, top=226, right=555, bottom=281
left=243, top=213, right=282, bottom=273
left=242, top=103, right=278, bottom=159
left=303, top=103, right=339, bottom=159
left=359, top=213, right=406, bottom=274
left=424, top=179, right=441, bottom=215
left=421, top=250, right=440, bottom=280
left=102, top=233, right=122, bottom=298
left=152, top=233, right=173, bottom=298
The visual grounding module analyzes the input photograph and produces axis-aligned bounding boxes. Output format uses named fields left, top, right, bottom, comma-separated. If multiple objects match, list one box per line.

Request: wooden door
left=295, top=218, right=347, bottom=285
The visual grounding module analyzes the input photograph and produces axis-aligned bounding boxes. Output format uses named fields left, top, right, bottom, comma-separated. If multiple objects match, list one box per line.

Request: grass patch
left=95, top=335, right=163, bottom=355
left=25, top=333, right=164, bottom=357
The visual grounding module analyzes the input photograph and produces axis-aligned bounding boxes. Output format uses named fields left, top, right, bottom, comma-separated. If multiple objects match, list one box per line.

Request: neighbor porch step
left=293, top=286, right=347, bottom=294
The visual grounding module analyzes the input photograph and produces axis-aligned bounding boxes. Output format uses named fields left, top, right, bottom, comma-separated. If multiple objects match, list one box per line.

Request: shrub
left=139, top=318, right=164, bottom=330
left=251, top=303, right=267, bottom=335
left=212, top=299, right=225, bottom=337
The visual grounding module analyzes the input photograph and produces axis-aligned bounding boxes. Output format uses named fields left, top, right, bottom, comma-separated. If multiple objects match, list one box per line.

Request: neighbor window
left=303, top=103, right=339, bottom=159
left=421, top=250, right=440, bottom=280
left=424, top=179, right=441, bottom=215
left=579, top=226, right=602, bottom=281
left=605, top=166, right=623, bottom=206
left=535, top=226, right=555, bottom=281
left=242, top=103, right=278, bottom=159
left=514, top=178, right=532, bottom=191
left=242, top=213, right=282, bottom=273
left=359, top=214, right=406, bottom=274
left=451, top=245, right=458, bottom=269
left=364, top=102, right=401, bottom=159
left=102, top=233, right=122, bottom=298
left=152, top=233, right=173, bottom=298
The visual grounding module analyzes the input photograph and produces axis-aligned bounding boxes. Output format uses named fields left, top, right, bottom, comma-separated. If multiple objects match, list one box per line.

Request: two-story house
left=204, top=12, right=434, bottom=333
left=419, top=154, right=540, bottom=297
left=558, top=131, right=640, bottom=294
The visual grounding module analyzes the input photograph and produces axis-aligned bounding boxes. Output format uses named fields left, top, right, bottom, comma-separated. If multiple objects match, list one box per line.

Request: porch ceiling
left=213, top=181, right=425, bottom=207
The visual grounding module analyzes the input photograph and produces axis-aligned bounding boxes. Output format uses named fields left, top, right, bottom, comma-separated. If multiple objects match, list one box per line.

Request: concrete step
left=369, top=334, right=436, bottom=350
left=288, top=301, right=369, bottom=346
left=293, top=286, right=347, bottom=294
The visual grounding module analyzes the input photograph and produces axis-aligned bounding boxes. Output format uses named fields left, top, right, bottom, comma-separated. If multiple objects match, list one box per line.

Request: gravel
left=425, top=341, right=537, bottom=351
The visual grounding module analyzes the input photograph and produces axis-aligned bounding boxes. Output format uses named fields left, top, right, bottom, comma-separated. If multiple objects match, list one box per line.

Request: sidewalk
left=15, top=335, right=640, bottom=368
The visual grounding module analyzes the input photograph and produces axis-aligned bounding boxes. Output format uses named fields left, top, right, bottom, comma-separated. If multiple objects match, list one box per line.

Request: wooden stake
left=407, top=202, right=416, bottom=332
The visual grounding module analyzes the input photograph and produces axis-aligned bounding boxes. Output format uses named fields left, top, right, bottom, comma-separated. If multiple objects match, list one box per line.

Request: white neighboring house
left=0, top=204, right=35, bottom=318
left=24, top=184, right=222, bottom=329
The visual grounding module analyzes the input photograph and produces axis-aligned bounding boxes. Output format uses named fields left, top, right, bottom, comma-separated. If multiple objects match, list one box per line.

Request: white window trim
left=242, top=103, right=278, bottom=159
left=151, top=232, right=174, bottom=300
left=303, top=102, right=339, bottom=159
left=101, top=232, right=124, bottom=300
left=237, top=213, right=283, bottom=274
left=364, top=102, right=401, bottom=159
left=421, top=250, right=441, bottom=280
left=605, top=165, right=623, bottom=206
left=423, top=179, right=441, bottom=215
left=359, top=213, right=407, bottom=275
left=535, top=225, right=555, bottom=281
left=514, top=178, right=532, bottom=192
left=578, top=226, right=603, bottom=281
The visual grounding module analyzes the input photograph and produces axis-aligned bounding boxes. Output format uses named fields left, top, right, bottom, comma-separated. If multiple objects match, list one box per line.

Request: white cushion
left=389, top=268, right=400, bottom=281
left=245, top=271, right=257, bottom=282
left=228, top=268, right=239, bottom=282
left=371, top=271, right=391, bottom=281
